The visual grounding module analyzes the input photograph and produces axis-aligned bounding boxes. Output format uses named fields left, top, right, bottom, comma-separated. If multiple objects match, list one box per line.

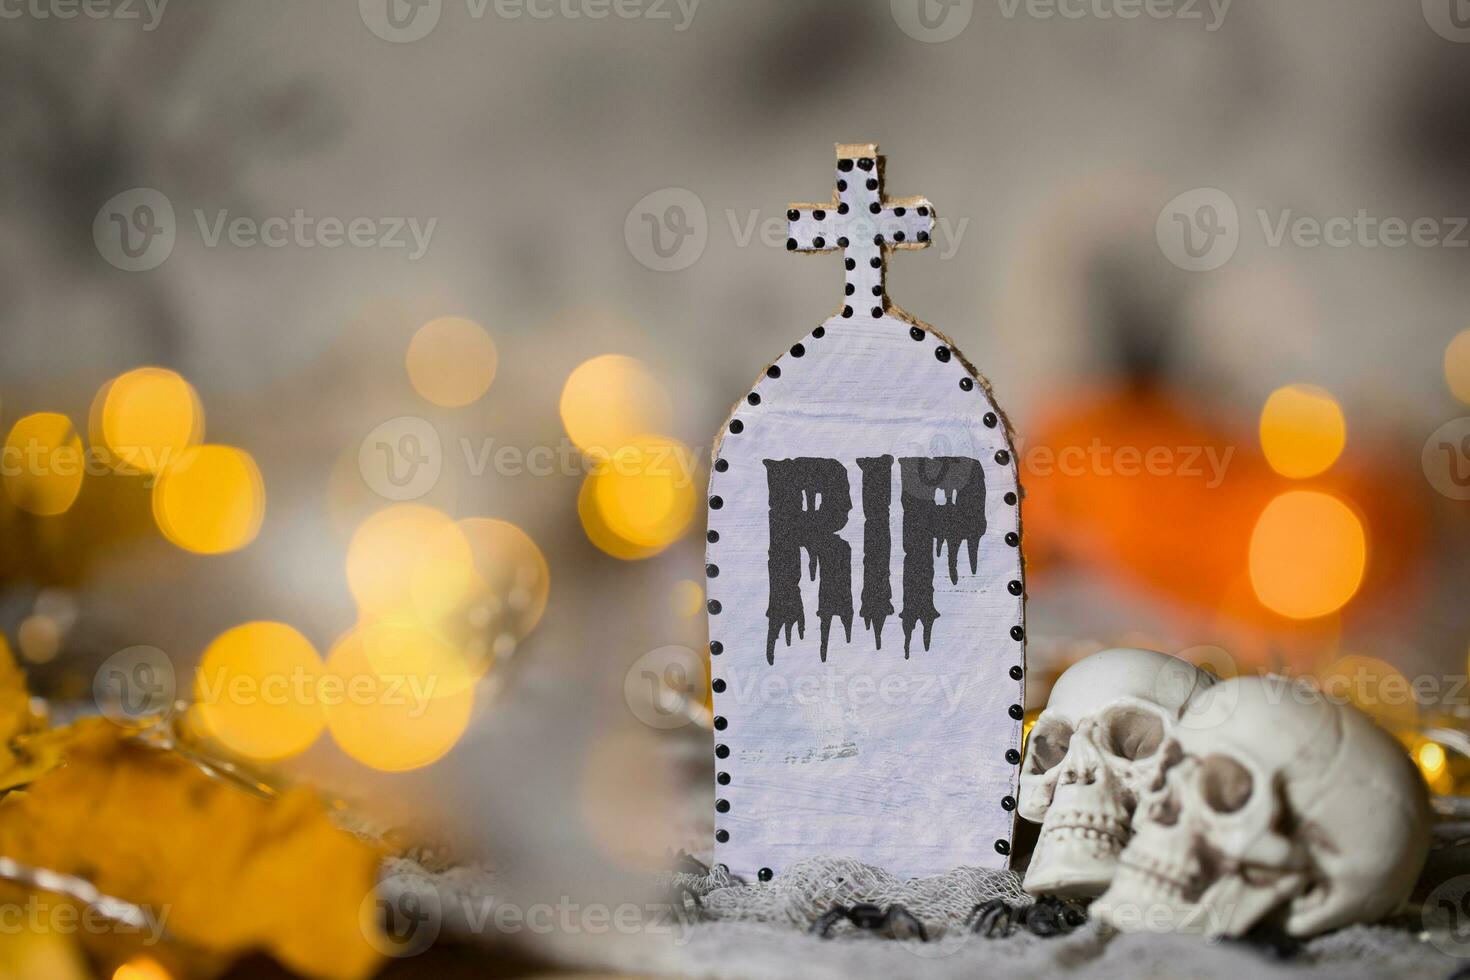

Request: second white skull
left=1020, top=648, right=1217, bottom=897
left=1094, top=675, right=1431, bottom=938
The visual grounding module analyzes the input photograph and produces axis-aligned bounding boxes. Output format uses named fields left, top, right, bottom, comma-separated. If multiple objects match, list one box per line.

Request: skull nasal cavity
left=1199, top=755, right=1254, bottom=814
left=1101, top=707, right=1165, bottom=760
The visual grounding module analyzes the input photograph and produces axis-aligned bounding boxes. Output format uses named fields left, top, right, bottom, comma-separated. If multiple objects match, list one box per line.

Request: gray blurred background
left=2, top=0, right=1470, bottom=967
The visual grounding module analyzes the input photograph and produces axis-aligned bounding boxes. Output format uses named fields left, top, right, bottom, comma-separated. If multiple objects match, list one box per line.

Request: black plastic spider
left=671, top=850, right=711, bottom=877
left=968, top=895, right=1088, bottom=938
left=811, top=902, right=929, bottom=941
left=1222, top=924, right=1303, bottom=961
left=664, top=850, right=711, bottom=912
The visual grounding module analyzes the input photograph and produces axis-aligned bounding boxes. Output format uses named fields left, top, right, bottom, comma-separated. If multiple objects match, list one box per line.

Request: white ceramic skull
left=1095, top=675, right=1431, bottom=938
left=1020, top=648, right=1217, bottom=897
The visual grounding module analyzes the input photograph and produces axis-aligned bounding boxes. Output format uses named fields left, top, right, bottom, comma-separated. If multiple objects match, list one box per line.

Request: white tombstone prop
left=705, top=143, right=1026, bottom=881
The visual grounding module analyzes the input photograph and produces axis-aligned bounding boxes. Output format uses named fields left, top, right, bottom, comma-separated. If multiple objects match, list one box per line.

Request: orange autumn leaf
left=0, top=723, right=384, bottom=980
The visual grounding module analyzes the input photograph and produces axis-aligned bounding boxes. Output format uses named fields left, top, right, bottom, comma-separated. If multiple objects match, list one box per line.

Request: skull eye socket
left=1199, top=755, right=1254, bottom=813
left=1099, top=706, right=1165, bottom=761
left=1027, top=722, right=1071, bottom=773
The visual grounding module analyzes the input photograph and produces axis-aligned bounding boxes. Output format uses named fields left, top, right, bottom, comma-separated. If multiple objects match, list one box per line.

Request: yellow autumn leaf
left=0, top=724, right=384, bottom=980
left=0, top=634, right=40, bottom=771
left=0, top=717, right=114, bottom=792
left=0, top=926, right=90, bottom=980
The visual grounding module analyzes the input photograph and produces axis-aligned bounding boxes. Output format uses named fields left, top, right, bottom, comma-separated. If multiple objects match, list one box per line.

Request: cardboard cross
left=786, top=142, right=936, bottom=317
left=704, top=143, right=1027, bottom=882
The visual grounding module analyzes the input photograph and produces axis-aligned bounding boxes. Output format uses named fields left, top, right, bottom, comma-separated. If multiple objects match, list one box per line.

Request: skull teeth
left=1039, top=810, right=1129, bottom=847
left=1039, top=824, right=1127, bottom=851
left=1116, top=854, right=1199, bottom=899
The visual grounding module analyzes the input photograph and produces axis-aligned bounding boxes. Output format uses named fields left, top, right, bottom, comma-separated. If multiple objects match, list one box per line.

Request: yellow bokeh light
left=3, top=412, right=84, bottom=516
left=113, top=957, right=172, bottom=980
left=1447, top=329, right=1470, bottom=405
left=578, top=473, right=662, bottom=560
left=559, top=355, right=673, bottom=457
left=406, top=316, right=498, bottom=407
left=671, top=579, right=704, bottom=618
left=407, top=517, right=480, bottom=627
left=194, top=622, right=325, bottom=762
left=1418, top=741, right=1446, bottom=779
left=592, top=436, right=697, bottom=551
left=1259, top=384, right=1346, bottom=479
left=153, top=445, right=265, bottom=554
left=347, top=505, right=473, bottom=623
left=454, top=517, right=551, bottom=643
left=359, top=618, right=483, bottom=699
left=98, top=367, right=203, bottom=474
left=16, top=615, right=60, bottom=664
left=325, top=627, right=474, bottom=772
left=1249, top=491, right=1366, bottom=619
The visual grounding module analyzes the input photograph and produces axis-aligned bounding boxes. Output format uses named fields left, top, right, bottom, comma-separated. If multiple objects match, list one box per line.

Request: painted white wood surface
left=705, top=145, right=1025, bottom=882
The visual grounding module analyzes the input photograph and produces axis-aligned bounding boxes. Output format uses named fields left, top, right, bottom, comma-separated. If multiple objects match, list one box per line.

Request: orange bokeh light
left=1249, top=491, right=1366, bottom=619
